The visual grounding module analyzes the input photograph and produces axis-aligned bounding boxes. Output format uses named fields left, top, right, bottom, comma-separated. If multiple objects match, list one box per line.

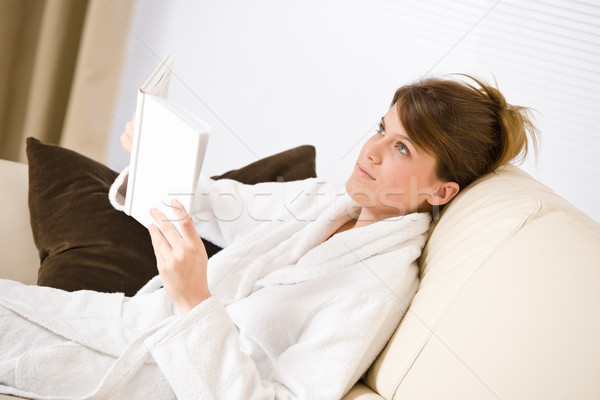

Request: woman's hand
left=120, top=113, right=136, bottom=154
left=148, top=199, right=211, bottom=315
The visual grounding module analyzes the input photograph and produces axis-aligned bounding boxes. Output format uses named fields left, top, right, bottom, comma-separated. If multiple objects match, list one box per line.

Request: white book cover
left=125, top=55, right=211, bottom=229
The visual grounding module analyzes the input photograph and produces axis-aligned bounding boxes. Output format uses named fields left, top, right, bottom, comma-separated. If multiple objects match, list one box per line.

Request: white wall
left=106, top=0, right=600, bottom=220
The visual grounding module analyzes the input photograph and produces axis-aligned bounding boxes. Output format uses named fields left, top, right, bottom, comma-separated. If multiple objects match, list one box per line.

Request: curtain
left=0, top=0, right=137, bottom=163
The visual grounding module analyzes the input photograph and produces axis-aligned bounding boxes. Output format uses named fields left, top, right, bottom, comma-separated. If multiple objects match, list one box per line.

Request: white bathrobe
left=0, top=172, right=431, bottom=399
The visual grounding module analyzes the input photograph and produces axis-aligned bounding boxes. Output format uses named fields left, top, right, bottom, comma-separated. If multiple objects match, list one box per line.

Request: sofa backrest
left=364, top=165, right=600, bottom=399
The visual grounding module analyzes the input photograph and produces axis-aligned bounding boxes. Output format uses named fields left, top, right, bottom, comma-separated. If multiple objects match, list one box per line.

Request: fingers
left=120, top=113, right=136, bottom=154
left=120, top=132, right=132, bottom=154
left=147, top=202, right=209, bottom=314
left=149, top=202, right=199, bottom=244
left=169, top=199, right=199, bottom=243
left=150, top=207, right=182, bottom=244
left=148, top=223, right=168, bottom=263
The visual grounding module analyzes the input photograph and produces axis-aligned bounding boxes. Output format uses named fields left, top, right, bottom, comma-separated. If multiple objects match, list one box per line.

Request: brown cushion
left=26, top=137, right=316, bottom=296
left=211, top=145, right=317, bottom=183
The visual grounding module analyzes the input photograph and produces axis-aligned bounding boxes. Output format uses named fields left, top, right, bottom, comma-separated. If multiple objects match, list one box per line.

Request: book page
left=140, top=54, right=173, bottom=98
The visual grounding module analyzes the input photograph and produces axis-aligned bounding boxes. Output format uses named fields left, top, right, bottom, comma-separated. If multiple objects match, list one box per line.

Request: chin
left=344, top=177, right=352, bottom=193
left=345, top=177, right=360, bottom=199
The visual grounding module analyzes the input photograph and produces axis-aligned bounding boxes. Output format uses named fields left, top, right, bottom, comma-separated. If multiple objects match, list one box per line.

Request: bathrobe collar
left=251, top=196, right=431, bottom=291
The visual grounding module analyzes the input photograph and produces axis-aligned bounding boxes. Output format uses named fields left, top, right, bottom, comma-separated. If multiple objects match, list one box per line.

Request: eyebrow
left=381, top=116, right=420, bottom=154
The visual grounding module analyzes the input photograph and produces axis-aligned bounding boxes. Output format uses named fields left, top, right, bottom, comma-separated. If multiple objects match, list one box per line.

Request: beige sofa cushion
left=365, top=165, right=600, bottom=399
left=0, top=159, right=38, bottom=284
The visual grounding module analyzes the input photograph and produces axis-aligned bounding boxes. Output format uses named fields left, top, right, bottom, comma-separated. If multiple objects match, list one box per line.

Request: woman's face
left=346, top=106, right=453, bottom=221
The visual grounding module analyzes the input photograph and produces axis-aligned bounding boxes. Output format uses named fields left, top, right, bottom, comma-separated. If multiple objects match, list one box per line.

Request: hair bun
left=473, top=78, right=537, bottom=169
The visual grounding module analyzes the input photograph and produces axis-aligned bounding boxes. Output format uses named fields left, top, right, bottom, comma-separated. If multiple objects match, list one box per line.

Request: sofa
left=1, top=154, right=599, bottom=400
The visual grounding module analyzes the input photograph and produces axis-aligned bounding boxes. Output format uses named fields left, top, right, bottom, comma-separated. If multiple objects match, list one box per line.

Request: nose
left=368, top=153, right=381, bottom=164
left=366, top=138, right=383, bottom=164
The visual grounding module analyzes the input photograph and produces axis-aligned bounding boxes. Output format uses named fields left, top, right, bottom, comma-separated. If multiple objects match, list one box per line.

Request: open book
left=124, top=55, right=211, bottom=229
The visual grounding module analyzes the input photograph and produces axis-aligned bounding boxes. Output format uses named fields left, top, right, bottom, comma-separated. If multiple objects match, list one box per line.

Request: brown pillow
left=211, top=145, right=317, bottom=183
left=26, top=137, right=316, bottom=296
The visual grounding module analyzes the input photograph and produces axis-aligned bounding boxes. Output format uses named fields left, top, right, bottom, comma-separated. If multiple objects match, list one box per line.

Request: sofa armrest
left=342, top=382, right=385, bottom=400
left=0, top=159, right=39, bottom=284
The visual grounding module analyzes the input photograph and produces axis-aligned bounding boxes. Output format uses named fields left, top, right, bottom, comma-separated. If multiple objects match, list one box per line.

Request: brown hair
left=392, top=75, right=539, bottom=190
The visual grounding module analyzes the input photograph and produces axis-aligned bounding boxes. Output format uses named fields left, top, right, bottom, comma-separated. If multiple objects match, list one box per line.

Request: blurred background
left=1, top=0, right=599, bottom=220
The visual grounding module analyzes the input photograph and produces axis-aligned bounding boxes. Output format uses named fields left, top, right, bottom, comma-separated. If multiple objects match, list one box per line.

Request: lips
left=356, top=163, right=375, bottom=180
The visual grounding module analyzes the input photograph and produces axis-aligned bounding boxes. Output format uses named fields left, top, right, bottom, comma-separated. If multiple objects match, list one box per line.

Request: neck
left=353, top=207, right=396, bottom=229
left=330, top=206, right=428, bottom=240
left=333, top=207, right=393, bottom=237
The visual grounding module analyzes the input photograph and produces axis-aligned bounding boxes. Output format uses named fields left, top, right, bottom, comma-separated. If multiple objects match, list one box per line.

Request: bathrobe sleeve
left=189, top=175, right=330, bottom=248
left=145, top=291, right=406, bottom=400
left=109, top=167, right=337, bottom=249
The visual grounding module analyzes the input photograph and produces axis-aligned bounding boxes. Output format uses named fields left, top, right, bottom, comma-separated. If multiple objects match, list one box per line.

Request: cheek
left=378, top=180, right=411, bottom=206
left=378, top=169, right=420, bottom=200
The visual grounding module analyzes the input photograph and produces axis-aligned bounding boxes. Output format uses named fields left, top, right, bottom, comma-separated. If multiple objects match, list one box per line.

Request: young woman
left=0, top=75, right=537, bottom=399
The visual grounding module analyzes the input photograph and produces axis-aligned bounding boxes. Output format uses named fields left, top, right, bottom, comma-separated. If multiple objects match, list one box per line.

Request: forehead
left=382, top=107, right=403, bottom=128
left=383, top=111, right=442, bottom=165
left=381, top=109, right=413, bottom=144
left=383, top=105, right=439, bottom=158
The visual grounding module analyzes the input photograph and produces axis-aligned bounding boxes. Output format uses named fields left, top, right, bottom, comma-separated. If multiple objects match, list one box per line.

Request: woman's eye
left=377, top=123, right=385, bottom=135
left=397, top=142, right=409, bottom=155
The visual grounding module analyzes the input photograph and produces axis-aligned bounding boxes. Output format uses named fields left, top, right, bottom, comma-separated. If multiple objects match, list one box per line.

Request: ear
left=426, top=181, right=460, bottom=206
